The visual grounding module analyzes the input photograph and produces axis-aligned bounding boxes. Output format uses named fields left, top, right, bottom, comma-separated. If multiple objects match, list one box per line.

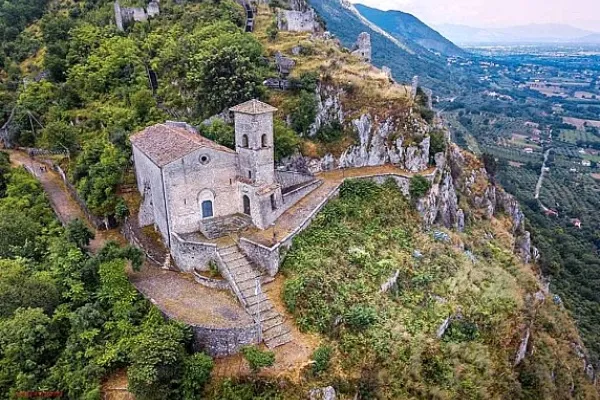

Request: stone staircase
left=218, top=244, right=292, bottom=348
left=199, top=214, right=253, bottom=239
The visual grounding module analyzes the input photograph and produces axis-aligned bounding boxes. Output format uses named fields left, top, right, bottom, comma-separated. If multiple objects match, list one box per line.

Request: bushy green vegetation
left=0, top=161, right=213, bottom=399
left=241, top=345, right=275, bottom=374
left=280, top=179, right=597, bottom=398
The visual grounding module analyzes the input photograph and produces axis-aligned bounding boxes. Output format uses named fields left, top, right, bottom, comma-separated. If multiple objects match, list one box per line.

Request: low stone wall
left=282, top=179, right=323, bottom=206
left=276, top=170, right=315, bottom=190
left=239, top=238, right=281, bottom=277
left=192, top=271, right=231, bottom=291
left=170, top=233, right=218, bottom=273
left=121, top=217, right=168, bottom=267
left=50, top=162, right=116, bottom=230
left=191, top=323, right=260, bottom=357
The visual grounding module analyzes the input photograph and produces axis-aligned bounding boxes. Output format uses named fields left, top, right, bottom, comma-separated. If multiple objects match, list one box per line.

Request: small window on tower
left=248, top=170, right=252, bottom=179
left=270, top=194, right=277, bottom=211
left=261, top=134, right=267, bottom=148
left=242, top=134, right=249, bottom=148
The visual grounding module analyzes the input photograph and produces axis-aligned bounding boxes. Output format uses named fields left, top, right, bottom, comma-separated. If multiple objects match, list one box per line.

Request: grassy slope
left=279, top=179, right=598, bottom=399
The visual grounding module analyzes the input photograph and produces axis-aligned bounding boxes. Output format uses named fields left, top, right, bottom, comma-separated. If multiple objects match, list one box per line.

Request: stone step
left=241, top=285, right=261, bottom=298
left=222, top=253, right=245, bottom=262
left=227, top=258, right=253, bottom=270
left=234, top=270, right=262, bottom=283
left=244, top=293, right=268, bottom=306
left=238, top=278, right=262, bottom=292
left=262, top=315, right=284, bottom=332
left=265, top=331, right=293, bottom=349
left=218, top=248, right=238, bottom=257
left=247, top=300, right=274, bottom=316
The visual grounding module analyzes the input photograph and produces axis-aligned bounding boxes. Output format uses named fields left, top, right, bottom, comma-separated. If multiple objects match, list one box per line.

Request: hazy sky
left=351, top=0, right=600, bottom=30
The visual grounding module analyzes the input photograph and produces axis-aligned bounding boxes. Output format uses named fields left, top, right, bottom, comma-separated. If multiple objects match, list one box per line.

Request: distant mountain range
left=434, top=23, right=600, bottom=45
left=354, top=4, right=466, bottom=57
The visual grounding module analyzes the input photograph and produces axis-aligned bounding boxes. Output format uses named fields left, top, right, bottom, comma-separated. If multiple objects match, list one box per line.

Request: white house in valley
left=130, top=99, right=318, bottom=247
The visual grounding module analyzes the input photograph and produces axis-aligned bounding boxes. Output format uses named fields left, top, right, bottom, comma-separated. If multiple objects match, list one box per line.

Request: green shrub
left=241, top=346, right=275, bottom=373
left=311, top=345, right=332, bottom=375
left=181, top=353, right=214, bottom=400
left=409, top=175, right=432, bottom=199
left=345, top=305, right=377, bottom=331
left=65, top=218, right=95, bottom=249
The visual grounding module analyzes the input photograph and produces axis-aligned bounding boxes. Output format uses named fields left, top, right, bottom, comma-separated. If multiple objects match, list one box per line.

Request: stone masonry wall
left=192, top=323, right=260, bottom=357
left=239, top=238, right=281, bottom=277
left=276, top=170, right=316, bottom=189
left=171, top=233, right=219, bottom=273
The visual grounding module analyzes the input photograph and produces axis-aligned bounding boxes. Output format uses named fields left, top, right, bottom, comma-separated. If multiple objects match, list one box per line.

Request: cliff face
left=417, top=143, right=532, bottom=263
left=281, top=84, right=431, bottom=173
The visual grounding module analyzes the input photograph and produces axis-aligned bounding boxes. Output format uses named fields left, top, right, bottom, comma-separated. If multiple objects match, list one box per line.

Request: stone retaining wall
left=282, top=179, right=323, bottom=206
left=191, top=323, right=260, bottom=357
left=170, top=233, right=219, bottom=273
left=121, top=217, right=169, bottom=267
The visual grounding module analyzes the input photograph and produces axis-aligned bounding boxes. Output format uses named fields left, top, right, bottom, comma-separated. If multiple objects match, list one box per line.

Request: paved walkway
left=244, top=165, right=435, bottom=245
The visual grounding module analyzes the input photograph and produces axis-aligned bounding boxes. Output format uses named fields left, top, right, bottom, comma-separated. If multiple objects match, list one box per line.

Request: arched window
left=243, top=195, right=251, bottom=216
left=201, top=200, right=213, bottom=218
left=261, top=134, right=268, bottom=148
left=241, top=134, right=249, bottom=148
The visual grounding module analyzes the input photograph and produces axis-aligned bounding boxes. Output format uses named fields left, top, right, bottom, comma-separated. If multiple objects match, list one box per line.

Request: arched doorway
left=243, top=195, right=251, bottom=216
left=201, top=200, right=213, bottom=218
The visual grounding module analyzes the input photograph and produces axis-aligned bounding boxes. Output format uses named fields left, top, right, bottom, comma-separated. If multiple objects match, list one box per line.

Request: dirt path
left=9, top=151, right=117, bottom=251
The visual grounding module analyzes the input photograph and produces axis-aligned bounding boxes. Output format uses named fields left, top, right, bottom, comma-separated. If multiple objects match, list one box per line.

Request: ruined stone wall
left=170, top=233, right=219, bottom=273
left=277, top=9, right=316, bottom=32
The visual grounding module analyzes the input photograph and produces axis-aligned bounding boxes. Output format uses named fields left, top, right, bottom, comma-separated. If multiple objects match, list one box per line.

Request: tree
left=429, top=130, right=447, bottom=161
left=186, top=22, right=265, bottom=118
left=0, top=308, right=61, bottom=395
left=274, top=120, right=300, bottom=161
left=181, top=353, right=214, bottom=400
left=409, top=175, right=432, bottom=199
left=65, top=218, right=95, bottom=249
left=0, top=151, right=10, bottom=197
left=128, top=322, right=189, bottom=400
left=481, top=152, right=498, bottom=183
left=0, top=260, right=60, bottom=318
left=290, top=91, right=318, bottom=135
left=200, top=119, right=235, bottom=149
left=241, top=346, right=275, bottom=374
left=40, top=120, right=78, bottom=152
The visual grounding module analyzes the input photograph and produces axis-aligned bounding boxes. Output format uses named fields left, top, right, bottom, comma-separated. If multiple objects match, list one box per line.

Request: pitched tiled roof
left=229, top=99, right=277, bottom=115
left=130, top=123, right=235, bottom=167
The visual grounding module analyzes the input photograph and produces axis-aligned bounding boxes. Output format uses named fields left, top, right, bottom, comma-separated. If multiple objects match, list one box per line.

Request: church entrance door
left=243, top=195, right=251, bottom=216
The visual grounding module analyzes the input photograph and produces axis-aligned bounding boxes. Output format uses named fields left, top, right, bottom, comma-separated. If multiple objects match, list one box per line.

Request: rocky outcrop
left=309, top=85, right=344, bottom=137
left=309, top=387, right=337, bottom=400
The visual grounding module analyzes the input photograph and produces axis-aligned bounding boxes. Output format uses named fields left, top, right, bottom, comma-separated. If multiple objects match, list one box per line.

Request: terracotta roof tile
left=130, top=123, right=235, bottom=167
left=229, top=99, right=277, bottom=115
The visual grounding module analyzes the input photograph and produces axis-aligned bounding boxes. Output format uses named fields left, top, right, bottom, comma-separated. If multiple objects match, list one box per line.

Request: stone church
left=130, top=99, right=317, bottom=247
